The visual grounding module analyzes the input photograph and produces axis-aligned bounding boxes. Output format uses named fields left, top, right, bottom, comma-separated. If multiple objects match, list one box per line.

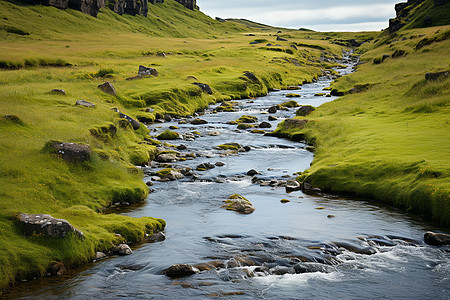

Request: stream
left=6, top=57, right=450, bottom=299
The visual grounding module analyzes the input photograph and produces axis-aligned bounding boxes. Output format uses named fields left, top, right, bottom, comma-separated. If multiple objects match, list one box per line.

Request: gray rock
left=268, top=106, right=277, bottom=113
left=17, top=213, right=84, bottom=238
left=197, top=162, right=215, bottom=170
left=166, top=170, right=184, bottom=181
left=44, top=140, right=92, bottom=162
left=95, top=251, right=106, bottom=260
left=138, top=65, right=159, bottom=77
left=424, top=232, right=450, bottom=246
left=425, top=71, right=449, bottom=81
left=193, top=82, right=213, bottom=94
left=113, top=244, right=133, bottom=255
left=119, top=112, right=140, bottom=130
left=270, top=266, right=294, bottom=275
left=97, top=82, right=116, bottom=96
left=222, top=194, right=255, bottom=214
left=268, top=115, right=278, bottom=121
left=293, top=263, right=332, bottom=274
left=247, top=169, right=260, bottom=176
left=259, top=121, right=272, bottom=128
left=49, top=89, right=66, bottom=96
left=191, top=118, right=208, bottom=125
left=155, top=153, right=178, bottom=163
left=286, top=180, right=301, bottom=192
left=177, top=144, right=187, bottom=150
left=147, top=231, right=166, bottom=243
left=75, top=100, right=95, bottom=108
left=164, top=264, right=199, bottom=278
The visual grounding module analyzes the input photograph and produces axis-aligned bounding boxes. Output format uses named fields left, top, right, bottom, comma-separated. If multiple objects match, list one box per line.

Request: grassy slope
left=273, top=25, right=450, bottom=226
left=0, top=0, right=361, bottom=293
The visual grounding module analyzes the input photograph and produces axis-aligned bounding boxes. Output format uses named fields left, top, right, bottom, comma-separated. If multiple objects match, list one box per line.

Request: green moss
left=286, top=93, right=301, bottom=97
left=157, top=130, right=181, bottom=140
left=236, top=115, right=258, bottom=123
left=237, top=123, right=255, bottom=129
left=216, top=143, right=240, bottom=151
left=279, top=100, right=300, bottom=108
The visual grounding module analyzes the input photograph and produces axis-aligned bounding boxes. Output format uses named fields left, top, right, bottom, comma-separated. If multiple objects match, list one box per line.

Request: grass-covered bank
left=0, top=0, right=367, bottom=293
left=273, top=25, right=449, bottom=226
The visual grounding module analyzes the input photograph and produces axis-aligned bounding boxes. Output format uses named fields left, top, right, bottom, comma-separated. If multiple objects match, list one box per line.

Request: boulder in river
left=296, top=105, right=315, bottom=117
left=424, top=232, right=450, bottom=246
left=17, top=213, right=84, bottom=238
left=247, top=169, right=260, bottom=176
left=191, top=118, right=208, bottom=125
left=147, top=231, right=166, bottom=243
left=164, top=264, right=199, bottom=278
left=286, top=180, right=301, bottom=192
left=268, top=106, right=277, bottom=113
left=259, top=121, right=272, bottom=128
left=113, top=244, right=133, bottom=255
left=236, top=115, right=258, bottom=123
left=155, top=153, right=179, bottom=163
left=222, top=194, right=255, bottom=214
left=157, top=130, right=181, bottom=140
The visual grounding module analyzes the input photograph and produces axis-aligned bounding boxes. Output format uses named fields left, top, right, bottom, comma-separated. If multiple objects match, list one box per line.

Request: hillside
left=0, top=0, right=366, bottom=293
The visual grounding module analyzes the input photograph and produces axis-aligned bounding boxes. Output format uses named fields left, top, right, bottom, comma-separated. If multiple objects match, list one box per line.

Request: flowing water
left=6, top=58, right=450, bottom=299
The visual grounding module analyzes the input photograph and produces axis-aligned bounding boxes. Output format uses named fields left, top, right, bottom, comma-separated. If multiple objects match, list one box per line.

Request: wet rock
left=164, top=264, right=199, bottom=278
left=156, top=52, right=166, bottom=58
left=157, top=130, right=181, bottom=140
left=247, top=169, right=260, bottom=176
left=94, top=252, right=106, bottom=261
left=268, top=106, right=278, bottom=113
left=197, top=162, right=215, bottom=170
left=215, top=162, right=225, bottom=167
left=193, top=82, right=213, bottom=94
left=177, top=144, right=187, bottom=150
left=43, top=141, right=92, bottom=163
left=285, top=180, right=301, bottom=192
left=180, top=167, right=193, bottom=176
left=75, top=100, right=95, bottom=108
left=113, top=244, right=133, bottom=255
left=147, top=231, right=166, bottom=243
left=17, top=213, right=84, bottom=238
left=270, top=266, right=294, bottom=275
left=194, top=260, right=225, bottom=271
left=191, top=118, right=208, bottom=125
left=226, top=255, right=257, bottom=268
left=259, top=121, right=272, bottom=128
left=97, top=82, right=116, bottom=96
left=293, top=263, right=332, bottom=274
left=268, top=115, right=278, bottom=121
left=47, top=262, right=67, bottom=276
left=49, top=89, right=66, bottom=96
left=332, top=241, right=377, bottom=255
left=424, top=232, right=450, bottom=246
left=243, top=146, right=251, bottom=152
left=164, top=115, right=172, bottom=122
left=208, top=131, right=220, bottom=136
left=222, top=194, right=255, bottom=214
left=138, top=65, right=158, bottom=77
left=155, top=153, right=178, bottom=163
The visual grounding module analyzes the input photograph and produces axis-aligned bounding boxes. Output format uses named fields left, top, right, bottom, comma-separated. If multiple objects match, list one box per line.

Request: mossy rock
left=286, top=93, right=301, bottom=98
left=237, top=123, right=255, bottom=129
left=222, top=194, right=255, bottom=214
left=280, top=199, right=290, bottom=203
left=216, top=143, right=241, bottom=151
left=251, top=129, right=266, bottom=134
left=314, top=93, right=326, bottom=97
left=236, top=115, right=258, bottom=123
left=279, top=100, right=299, bottom=108
left=157, top=130, right=181, bottom=140
left=89, top=123, right=117, bottom=141
left=1, top=114, right=25, bottom=126
left=156, top=168, right=173, bottom=177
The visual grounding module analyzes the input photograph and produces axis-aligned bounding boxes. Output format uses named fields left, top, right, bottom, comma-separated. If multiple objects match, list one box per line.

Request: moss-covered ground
left=0, top=0, right=369, bottom=293
left=273, top=25, right=449, bottom=226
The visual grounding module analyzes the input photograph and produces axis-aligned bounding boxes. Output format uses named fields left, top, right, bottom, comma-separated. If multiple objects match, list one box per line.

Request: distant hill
left=389, top=0, right=450, bottom=33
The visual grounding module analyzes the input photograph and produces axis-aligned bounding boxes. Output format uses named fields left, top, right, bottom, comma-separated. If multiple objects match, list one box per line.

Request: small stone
left=75, top=100, right=95, bottom=108
left=247, top=169, right=260, bottom=176
left=259, top=121, right=272, bottom=128
left=268, top=106, right=277, bottom=113
left=49, top=89, right=66, bottom=96
left=164, top=264, right=199, bottom=278
left=97, top=82, right=116, bottom=96
left=113, top=244, right=132, bottom=255
left=147, top=232, right=166, bottom=243
left=215, top=162, right=225, bottom=167
left=280, top=199, right=290, bottom=203
left=95, top=252, right=106, bottom=260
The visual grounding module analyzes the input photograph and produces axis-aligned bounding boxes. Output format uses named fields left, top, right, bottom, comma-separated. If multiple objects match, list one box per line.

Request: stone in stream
left=269, top=266, right=294, bottom=275
left=164, top=264, right=200, bottom=278
left=94, top=252, right=106, bottom=261
left=147, top=231, right=166, bottom=243
left=424, top=232, right=450, bottom=246
left=191, top=118, right=208, bottom=125
left=17, top=213, right=84, bottom=238
left=155, top=153, right=178, bottom=163
left=113, top=244, right=133, bottom=255
left=197, top=162, right=215, bottom=170
left=286, top=180, right=301, bottom=192
left=215, top=162, right=225, bottom=167
left=268, top=106, right=278, bottom=114
left=293, top=263, right=333, bottom=274
left=268, top=115, right=278, bottom=121
left=259, top=121, right=272, bottom=128
left=222, top=194, right=255, bottom=214
left=247, top=169, right=260, bottom=176
left=332, top=241, right=377, bottom=255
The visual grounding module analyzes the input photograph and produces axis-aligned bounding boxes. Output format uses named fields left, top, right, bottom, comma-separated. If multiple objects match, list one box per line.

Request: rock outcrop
left=26, top=0, right=196, bottom=18
left=17, top=213, right=84, bottom=238
left=43, top=141, right=92, bottom=162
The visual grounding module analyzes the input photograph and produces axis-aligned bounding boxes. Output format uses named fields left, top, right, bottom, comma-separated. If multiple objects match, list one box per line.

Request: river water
left=6, top=59, right=450, bottom=299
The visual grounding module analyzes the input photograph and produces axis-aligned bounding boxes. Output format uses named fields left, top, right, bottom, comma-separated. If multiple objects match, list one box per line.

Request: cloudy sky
left=199, top=0, right=401, bottom=32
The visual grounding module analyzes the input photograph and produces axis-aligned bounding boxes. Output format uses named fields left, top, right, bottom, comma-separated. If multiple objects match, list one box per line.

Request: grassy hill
left=0, top=0, right=364, bottom=293
left=272, top=5, right=450, bottom=226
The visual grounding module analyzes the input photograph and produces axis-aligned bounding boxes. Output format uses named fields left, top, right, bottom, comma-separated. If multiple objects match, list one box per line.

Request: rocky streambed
left=6, top=56, right=450, bottom=299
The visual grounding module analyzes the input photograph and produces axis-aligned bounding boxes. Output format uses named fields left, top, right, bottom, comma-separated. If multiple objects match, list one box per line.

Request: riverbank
left=0, top=0, right=365, bottom=293
left=272, top=25, right=450, bottom=227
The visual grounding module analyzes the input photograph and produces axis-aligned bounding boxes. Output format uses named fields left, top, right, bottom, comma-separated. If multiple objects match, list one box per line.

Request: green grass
left=0, top=0, right=359, bottom=293
left=273, top=25, right=450, bottom=226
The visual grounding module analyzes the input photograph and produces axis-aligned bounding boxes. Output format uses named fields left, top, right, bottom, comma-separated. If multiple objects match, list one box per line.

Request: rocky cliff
left=22, top=0, right=196, bottom=17
left=389, top=0, right=450, bottom=33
